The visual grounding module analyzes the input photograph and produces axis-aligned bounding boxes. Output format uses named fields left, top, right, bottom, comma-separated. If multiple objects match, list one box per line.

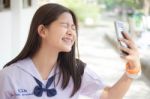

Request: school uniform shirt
left=0, top=57, right=106, bottom=99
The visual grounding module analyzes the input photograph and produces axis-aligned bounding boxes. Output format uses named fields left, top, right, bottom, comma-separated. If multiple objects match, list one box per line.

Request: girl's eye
left=60, top=23, right=76, bottom=31
left=61, top=23, right=68, bottom=28
left=72, top=25, right=76, bottom=30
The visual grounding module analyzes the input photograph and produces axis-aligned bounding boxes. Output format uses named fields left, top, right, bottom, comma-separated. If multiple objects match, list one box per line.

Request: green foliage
left=60, top=0, right=100, bottom=22
left=97, top=0, right=142, bottom=9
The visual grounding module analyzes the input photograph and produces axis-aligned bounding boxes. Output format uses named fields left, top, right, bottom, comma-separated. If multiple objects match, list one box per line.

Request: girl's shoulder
left=83, top=66, right=103, bottom=81
left=0, top=58, right=28, bottom=78
left=0, top=62, right=19, bottom=85
left=79, top=65, right=106, bottom=98
left=0, top=63, right=18, bottom=76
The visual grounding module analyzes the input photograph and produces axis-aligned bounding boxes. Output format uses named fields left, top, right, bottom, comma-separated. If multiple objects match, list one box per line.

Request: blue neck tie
left=33, top=75, right=57, bottom=97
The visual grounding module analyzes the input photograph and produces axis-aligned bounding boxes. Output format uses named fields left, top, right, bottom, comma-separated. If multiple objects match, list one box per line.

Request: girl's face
left=41, top=12, right=77, bottom=52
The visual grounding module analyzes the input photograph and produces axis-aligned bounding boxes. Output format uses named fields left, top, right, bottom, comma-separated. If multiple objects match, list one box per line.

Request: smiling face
left=39, top=12, right=77, bottom=53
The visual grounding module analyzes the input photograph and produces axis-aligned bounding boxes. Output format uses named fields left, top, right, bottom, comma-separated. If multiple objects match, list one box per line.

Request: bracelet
left=126, top=70, right=141, bottom=79
left=125, top=63, right=141, bottom=79
left=126, top=65, right=140, bottom=74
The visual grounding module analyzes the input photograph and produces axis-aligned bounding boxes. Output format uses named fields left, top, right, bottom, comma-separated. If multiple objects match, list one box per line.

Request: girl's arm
left=100, top=32, right=141, bottom=99
left=100, top=73, right=133, bottom=99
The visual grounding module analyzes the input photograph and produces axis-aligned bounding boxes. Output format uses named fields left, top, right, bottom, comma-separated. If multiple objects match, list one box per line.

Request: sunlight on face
left=43, top=12, right=77, bottom=53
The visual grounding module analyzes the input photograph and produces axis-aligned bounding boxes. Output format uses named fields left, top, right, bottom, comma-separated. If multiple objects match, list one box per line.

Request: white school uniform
left=0, top=57, right=105, bottom=99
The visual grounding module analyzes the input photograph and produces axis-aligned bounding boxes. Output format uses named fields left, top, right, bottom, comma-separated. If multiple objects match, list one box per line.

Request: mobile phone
left=114, top=21, right=129, bottom=55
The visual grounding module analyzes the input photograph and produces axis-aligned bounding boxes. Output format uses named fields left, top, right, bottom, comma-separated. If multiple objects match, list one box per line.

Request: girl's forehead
left=57, top=12, right=73, bottom=21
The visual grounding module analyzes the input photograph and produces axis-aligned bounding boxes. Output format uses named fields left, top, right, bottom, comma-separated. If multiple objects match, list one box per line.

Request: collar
left=16, top=57, right=59, bottom=84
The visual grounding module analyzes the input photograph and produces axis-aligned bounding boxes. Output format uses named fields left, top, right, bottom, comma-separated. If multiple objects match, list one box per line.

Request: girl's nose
left=67, top=27, right=73, bottom=35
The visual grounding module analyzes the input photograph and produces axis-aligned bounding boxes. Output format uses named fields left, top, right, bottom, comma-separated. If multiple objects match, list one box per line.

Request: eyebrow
left=60, top=22, right=75, bottom=26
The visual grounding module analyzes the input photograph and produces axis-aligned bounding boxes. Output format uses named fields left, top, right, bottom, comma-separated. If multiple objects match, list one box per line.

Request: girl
left=0, top=3, right=141, bottom=99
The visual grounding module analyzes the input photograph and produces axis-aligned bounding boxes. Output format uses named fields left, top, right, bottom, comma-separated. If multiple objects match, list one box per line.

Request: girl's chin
left=60, top=47, right=72, bottom=53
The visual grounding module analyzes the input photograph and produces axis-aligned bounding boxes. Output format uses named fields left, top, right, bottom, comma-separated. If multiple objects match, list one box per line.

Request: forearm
left=100, top=32, right=141, bottom=99
left=100, top=73, right=133, bottom=99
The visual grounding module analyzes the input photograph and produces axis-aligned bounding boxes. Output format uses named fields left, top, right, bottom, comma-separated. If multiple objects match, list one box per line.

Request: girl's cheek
left=60, top=28, right=68, bottom=33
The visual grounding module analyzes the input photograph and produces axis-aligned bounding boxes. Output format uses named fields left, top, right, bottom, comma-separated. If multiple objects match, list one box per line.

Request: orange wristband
left=126, top=63, right=140, bottom=74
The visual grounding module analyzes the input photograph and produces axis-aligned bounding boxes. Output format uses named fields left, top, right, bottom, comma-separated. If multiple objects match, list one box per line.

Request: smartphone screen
left=114, top=21, right=129, bottom=55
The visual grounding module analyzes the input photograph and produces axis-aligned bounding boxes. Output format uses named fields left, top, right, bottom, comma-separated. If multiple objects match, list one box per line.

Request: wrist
left=125, top=63, right=141, bottom=79
left=125, top=70, right=141, bottom=79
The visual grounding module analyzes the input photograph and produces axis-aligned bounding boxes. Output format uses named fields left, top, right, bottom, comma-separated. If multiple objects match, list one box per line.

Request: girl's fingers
left=118, top=38, right=136, bottom=50
left=119, top=46, right=132, bottom=55
left=120, top=54, right=136, bottom=63
left=121, top=32, right=132, bottom=41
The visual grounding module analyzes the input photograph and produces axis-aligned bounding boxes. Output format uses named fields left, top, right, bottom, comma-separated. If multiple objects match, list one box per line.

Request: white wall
left=20, top=8, right=35, bottom=51
left=0, top=0, right=55, bottom=69
left=0, top=1, right=36, bottom=69
left=0, top=11, right=12, bottom=68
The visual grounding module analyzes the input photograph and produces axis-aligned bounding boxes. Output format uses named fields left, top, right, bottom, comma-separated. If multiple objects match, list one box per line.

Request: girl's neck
left=32, top=47, right=59, bottom=80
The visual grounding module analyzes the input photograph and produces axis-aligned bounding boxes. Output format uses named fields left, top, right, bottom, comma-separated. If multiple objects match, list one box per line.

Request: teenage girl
left=0, top=3, right=141, bottom=99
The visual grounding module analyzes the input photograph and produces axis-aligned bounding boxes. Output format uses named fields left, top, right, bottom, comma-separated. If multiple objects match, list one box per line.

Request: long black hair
left=4, top=3, right=85, bottom=97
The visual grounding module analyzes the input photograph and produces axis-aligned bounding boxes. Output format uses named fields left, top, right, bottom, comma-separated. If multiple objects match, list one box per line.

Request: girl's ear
left=37, top=24, right=47, bottom=38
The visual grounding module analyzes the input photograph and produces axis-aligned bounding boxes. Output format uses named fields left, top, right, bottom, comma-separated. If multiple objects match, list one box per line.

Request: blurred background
left=0, top=0, right=150, bottom=98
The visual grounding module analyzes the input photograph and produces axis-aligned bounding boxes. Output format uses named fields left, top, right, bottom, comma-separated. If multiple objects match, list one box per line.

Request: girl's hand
left=118, top=32, right=141, bottom=75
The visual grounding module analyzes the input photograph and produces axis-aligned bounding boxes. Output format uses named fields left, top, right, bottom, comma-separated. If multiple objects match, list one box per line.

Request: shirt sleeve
left=80, top=66, right=106, bottom=99
left=0, top=69, right=13, bottom=99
